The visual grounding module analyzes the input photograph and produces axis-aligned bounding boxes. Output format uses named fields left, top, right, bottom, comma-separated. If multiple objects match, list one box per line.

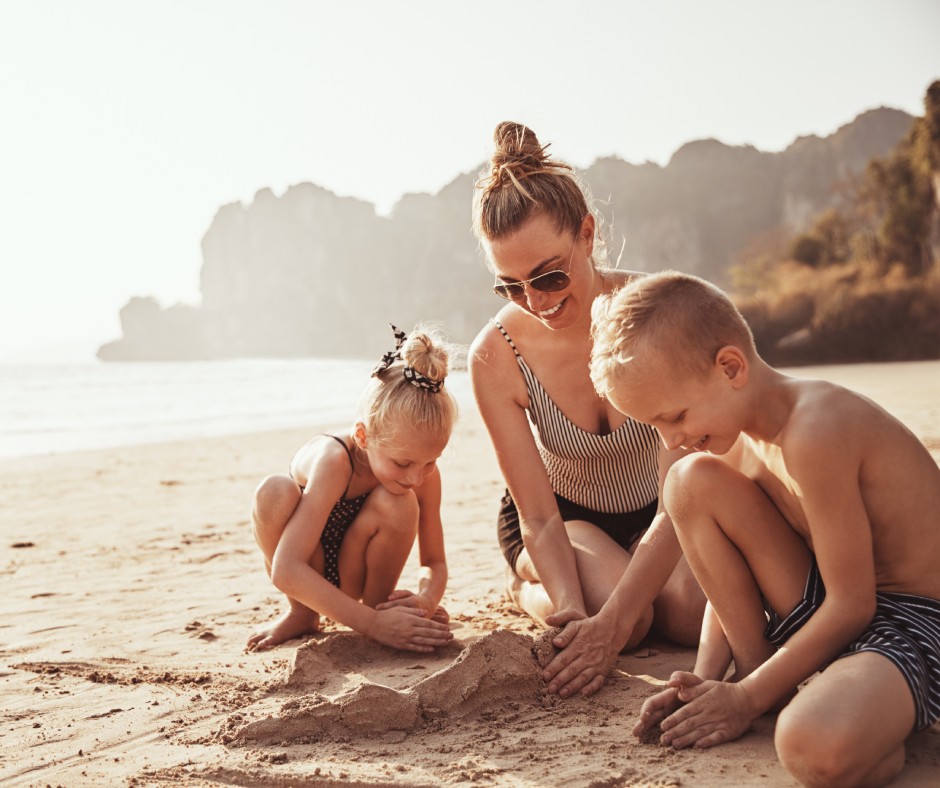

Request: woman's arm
left=469, top=327, right=586, bottom=615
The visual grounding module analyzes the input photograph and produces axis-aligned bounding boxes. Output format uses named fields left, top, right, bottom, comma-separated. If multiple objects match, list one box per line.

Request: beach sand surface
left=2, top=362, right=940, bottom=786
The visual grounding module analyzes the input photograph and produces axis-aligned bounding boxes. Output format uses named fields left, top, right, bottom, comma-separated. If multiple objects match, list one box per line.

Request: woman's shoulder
left=469, top=306, right=521, bottom=366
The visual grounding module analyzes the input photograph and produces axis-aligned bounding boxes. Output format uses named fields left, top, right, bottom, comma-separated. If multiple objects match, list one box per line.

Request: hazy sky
left=1, top=1, right=938, bottom=362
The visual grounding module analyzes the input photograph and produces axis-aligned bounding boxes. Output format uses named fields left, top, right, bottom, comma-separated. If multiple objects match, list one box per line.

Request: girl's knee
left=252, top=475, right=300, bottom=529
left=358, top=487, right=419, bottom=537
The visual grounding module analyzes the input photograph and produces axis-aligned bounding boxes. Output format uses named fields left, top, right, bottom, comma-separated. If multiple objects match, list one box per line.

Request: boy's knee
left=663, top=453, right=726, bottom=521
left=776, top=706, right=864, bottom=787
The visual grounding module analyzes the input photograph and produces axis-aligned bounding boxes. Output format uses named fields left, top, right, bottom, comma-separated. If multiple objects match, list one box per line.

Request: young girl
left=247, top=324, right=457, bottom=653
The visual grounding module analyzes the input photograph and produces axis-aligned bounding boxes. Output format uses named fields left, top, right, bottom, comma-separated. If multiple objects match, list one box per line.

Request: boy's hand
left=542, top=609, right=617, bottom=698
left=375, top=589, right=450, bottom=623
left=658, top=672, right=755, bottom=749
left=633, top=684, right=683, bottom=741
left=370, top=606, right=453, bottom=652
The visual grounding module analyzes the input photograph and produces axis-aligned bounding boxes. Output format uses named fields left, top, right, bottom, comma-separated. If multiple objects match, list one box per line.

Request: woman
left=468, top=122, right=705, bottom=699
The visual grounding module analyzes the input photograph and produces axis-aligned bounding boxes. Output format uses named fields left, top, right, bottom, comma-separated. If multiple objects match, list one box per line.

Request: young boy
left=589, top=270, right=940, bottom=787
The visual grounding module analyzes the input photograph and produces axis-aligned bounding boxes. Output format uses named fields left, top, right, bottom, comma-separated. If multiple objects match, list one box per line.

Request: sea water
left=0, top=359, right=473, bottom=459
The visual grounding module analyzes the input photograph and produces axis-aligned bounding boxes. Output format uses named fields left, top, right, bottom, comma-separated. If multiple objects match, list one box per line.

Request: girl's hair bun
left=400, top=327, right=449, bottom=386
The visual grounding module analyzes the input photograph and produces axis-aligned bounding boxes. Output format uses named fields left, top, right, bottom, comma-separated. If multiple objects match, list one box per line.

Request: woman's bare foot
left=505, top=563, right=523, bottom=607
left=247, top=606, right=320, bottom=651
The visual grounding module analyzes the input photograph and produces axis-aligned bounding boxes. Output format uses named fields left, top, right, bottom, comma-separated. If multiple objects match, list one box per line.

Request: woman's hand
left=369, top=606, right=453, bottom=652
left=541, top=609, right=619, bottom=698
left=375, top=589, right=450, bottom=624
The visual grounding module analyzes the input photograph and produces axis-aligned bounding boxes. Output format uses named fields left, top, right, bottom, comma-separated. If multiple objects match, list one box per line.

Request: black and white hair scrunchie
left=372, top=323, right=443, bottom=393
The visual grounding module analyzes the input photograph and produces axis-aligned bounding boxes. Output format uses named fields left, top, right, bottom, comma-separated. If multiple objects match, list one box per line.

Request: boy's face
left=605, top=352, right=745, bottom=455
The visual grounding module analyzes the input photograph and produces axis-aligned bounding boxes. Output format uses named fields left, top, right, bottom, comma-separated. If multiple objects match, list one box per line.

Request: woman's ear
left=353, top=421, right=368, bottom=449
left=581, top=213, right=596, bottom=256
left=715, top=346, right=749, bottom=388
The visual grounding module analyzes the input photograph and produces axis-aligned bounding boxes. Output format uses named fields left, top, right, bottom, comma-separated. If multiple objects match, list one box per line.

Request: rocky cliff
left=98, top=107, right=913, bottom=361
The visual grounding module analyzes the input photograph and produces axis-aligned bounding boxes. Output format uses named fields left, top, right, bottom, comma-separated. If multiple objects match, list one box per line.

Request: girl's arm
left=469, top=328, right=586, bottom=615
left=375, top=466, right=448, bottom=616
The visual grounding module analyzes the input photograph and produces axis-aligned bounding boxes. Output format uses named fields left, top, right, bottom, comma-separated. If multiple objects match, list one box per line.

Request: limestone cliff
left=99, top=107, right=913, bottom=360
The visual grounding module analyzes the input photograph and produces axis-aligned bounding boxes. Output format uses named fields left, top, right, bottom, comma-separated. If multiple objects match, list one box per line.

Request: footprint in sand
left=224, top=629, right=558, bottom=745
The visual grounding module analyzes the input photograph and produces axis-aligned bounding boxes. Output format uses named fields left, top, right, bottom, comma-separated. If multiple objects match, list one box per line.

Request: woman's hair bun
left=491, top=122, right=548, bottom=174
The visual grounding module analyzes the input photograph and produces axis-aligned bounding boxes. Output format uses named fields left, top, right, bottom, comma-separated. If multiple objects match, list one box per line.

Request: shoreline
left=2, top=365, right=939, bottom=785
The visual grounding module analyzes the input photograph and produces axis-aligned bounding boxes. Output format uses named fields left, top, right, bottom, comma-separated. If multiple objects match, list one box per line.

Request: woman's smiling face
left=487, top=212, right=594, bottom=328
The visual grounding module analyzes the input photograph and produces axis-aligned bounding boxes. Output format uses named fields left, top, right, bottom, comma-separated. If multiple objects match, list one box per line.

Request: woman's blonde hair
left=472, top=121, right=609, bottom=267
left=358, top=324, right=458, bottom=444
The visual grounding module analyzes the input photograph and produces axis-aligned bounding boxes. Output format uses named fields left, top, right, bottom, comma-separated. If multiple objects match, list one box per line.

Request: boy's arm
left=738, top=431, right=877, bottom=713
left=661, top=427, right=877, bottom=748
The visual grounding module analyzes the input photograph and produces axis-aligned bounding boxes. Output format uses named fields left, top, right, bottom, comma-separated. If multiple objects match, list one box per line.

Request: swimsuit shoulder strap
left=492, top=319, right=521, bottom=357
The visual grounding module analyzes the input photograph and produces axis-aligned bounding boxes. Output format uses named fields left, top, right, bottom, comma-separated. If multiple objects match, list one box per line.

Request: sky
left=1, top=1, right=938, bottom=362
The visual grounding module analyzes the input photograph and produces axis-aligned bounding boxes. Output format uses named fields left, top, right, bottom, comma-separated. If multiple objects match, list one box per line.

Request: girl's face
left=360, top=425, right=448, bottom=495
left=486, top=212, right=595, bottom=329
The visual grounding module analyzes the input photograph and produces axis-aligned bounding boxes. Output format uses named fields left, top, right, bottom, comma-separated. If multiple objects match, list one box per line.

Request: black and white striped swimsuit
left=495, top=321, right=660, bottom=511
left=493, top=321, right=661, bottom=569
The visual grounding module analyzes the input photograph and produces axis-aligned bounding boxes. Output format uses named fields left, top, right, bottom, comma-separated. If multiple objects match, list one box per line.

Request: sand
left=2, top=361, right=940, bottom=787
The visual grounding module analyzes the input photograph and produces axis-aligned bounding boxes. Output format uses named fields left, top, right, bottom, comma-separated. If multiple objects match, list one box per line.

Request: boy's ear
left=715, top=346, right=748, bottom=388
left=353, top=421, right=368, bottom=448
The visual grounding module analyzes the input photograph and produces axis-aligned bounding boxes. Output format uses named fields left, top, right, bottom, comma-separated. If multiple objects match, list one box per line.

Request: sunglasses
left=492, top=231, right=579, bottom=301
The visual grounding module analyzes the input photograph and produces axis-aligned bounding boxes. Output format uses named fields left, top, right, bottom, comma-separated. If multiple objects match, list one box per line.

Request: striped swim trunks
left=764, top=557, right=940, bottom=731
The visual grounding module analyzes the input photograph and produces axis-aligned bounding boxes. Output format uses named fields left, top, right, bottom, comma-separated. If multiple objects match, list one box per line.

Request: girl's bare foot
left=431, top=605, right=450, bottom=624
left=247, top=607, right=320, bottom=651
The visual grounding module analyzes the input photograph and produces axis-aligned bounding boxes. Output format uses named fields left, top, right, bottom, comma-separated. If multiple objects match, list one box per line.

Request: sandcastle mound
left=227, top=629, right=549, bottom=745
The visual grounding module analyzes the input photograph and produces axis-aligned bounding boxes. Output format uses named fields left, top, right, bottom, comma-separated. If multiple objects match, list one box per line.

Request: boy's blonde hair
left=359, top=325, right=458, bottom=444
left=590, top=271, right=757, bottom=395
left=472, top=121, right=609, bottom=268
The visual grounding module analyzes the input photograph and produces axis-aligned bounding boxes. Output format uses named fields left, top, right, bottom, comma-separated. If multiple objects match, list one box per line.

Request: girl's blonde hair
left=358, top=325, right=458, bottom=444
left=472, top=121, right=609, bottom=267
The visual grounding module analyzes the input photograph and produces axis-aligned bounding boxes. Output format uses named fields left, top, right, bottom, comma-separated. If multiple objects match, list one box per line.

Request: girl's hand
left=376, top=589, right=450, bottom=624
left=542, top=609, right=616, bottom=698
left=370, top=606, right=453, bottom=652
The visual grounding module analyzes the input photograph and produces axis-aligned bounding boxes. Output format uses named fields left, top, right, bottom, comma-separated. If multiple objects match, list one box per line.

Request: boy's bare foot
left=247, top=608, right=320, bottom=651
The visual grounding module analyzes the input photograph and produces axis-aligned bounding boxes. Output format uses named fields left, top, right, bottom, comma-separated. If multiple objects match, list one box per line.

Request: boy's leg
left=247, top=475, right=322, bottom=650
left=776, top=652, right=914, bottom=787
left=665, top=454, right=813, bottom=677
left=337, top=487, right=420, bottom=607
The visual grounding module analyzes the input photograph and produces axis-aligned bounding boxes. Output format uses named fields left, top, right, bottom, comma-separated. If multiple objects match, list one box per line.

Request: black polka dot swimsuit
left=294, top=435, right=368, bottom=588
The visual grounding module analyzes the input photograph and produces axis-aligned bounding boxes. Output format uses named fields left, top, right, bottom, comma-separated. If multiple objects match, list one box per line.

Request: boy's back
left=730, top=375, right=940, bottom=600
